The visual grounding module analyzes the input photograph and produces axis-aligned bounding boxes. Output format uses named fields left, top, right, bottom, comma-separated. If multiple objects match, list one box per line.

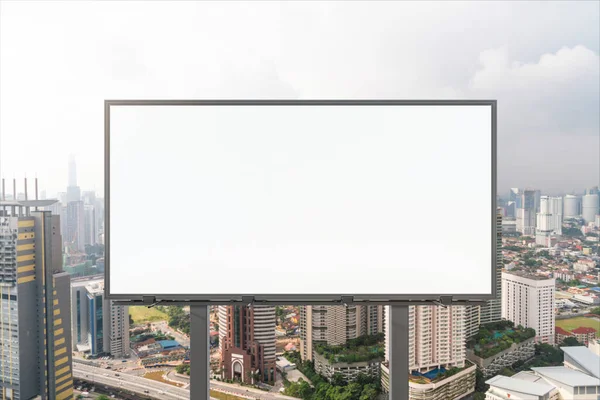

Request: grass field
left=129, top=306, right=168, bottom=324
left=210, top=391, right=249, bottom=400
left=556, top=317, right=600, bottom=337
left=142, top=371, right=184, bottom=387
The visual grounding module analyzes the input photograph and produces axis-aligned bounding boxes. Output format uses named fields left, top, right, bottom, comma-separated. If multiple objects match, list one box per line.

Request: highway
left=73, top=363, right=195, bottom=400
left=74, top=362, right=298, bottom=400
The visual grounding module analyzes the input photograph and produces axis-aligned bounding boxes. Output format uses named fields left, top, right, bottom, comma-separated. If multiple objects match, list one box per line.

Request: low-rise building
left=588, top=339, right=600, bottom=356
left=573, top=293, right=600, bottom=305
left=467, top=337, right=536, bottom=378
left=574, top=259, right=596, bottom=272
left=571, top=327, right=598, bottom=346
left=555, top=327, right=573, bottom=345
left=485, top=346, right=600, bottom=400
left=312, top=350, right=381, bottom=382
left=486, top=372, right=559, bottom=400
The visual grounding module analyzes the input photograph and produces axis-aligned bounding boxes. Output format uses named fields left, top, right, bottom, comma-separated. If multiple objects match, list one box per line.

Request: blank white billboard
left=106, top=101, right=495, bottom=303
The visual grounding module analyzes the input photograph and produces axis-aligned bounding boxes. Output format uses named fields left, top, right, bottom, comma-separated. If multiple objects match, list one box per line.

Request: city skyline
left=1, top=1, right=599, bottom=196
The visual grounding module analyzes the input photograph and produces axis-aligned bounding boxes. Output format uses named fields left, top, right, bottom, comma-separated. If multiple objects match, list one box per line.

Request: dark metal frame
left=104, top=100, right=497, bottom=306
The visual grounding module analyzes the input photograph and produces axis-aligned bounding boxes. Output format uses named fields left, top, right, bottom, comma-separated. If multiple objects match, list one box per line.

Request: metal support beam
left=190, top=305, right=210, bottom=400
left=389, top=305, right=409, bottom=399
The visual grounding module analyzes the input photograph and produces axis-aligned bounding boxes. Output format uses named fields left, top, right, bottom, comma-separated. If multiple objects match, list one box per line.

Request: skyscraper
left=536, top=196, right=554, bottom=247
left=66, top=155, right=80, bottom=203
left=479, top=210, right=503, bottom=325
left=563, top=194, right=580, bottom=218
left=218, top=305, right=277, bottom=384
left=381, top=305, right=475, bottom=399
left=65, top=156, right=85, bottom=253
left=582, top=193, right=599, bottom=224
left=299, top=305, right=384, bottom=362
left=509, top=188, right=521, bottom=209
left=548, top=196, right=563, bottom=235
left=502, top=271, right=555, bottom=345
left=0, top=201, right=74, bottom=400
left=517, top=189, right=536, bottom=235
left=71, top=277, right=130, bottom=357
left=66, top=201, right=85, bottom=253
left=83, top=204, right=96, bottom=246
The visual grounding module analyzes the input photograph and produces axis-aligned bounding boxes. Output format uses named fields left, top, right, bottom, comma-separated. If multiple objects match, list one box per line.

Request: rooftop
left=571, top=327, right=597, bottom=335
left=555, top=327, right=571, bottom=336
left=158, top=340, right=181, bottom=349
left=486, top=374, right=555, bottom=396
left=561, top=346, right=600, bottom=378
left=0, top=199, right=58, bottom=207
left=503, top=270, right=554, bottom=281
left=531, top=366, right=600, bottom=387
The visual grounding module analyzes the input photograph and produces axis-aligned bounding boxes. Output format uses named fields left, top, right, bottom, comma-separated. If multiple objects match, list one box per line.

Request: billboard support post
left=190, top=305, right=210, bottom=400
left=389, top=305, right=409, bottom=399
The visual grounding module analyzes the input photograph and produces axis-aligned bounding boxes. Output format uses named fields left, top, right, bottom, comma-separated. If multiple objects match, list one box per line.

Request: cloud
left=469, top=45, right=599, bottom=137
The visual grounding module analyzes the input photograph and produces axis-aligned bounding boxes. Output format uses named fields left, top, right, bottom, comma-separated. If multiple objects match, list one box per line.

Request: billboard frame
left=104, top=99, right=497, bottom=306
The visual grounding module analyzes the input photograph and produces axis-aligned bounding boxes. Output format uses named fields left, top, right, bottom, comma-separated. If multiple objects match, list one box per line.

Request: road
left=75, top=360, right=299, bottom=400
left=165, top=371, right=298, bottom=400
left=73, top=363, right=194, bottom=400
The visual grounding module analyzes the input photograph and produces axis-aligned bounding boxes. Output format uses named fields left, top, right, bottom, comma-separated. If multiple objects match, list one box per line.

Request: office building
left=83, top=204, right=96, bottom=246
left=480, top=210, right=503, bottom=325
left=299, top=305, right=384, bottom=362
left=563, top=194, right=580, bottom=218
left=509, top=188, right=521, bottom=209
left=382, top=305, right=475, bottom=399
left=66, top=201, right=85, bottom=253
left=582, top=193, right=599, bottom=224
left=71, top=277, right=130, bottom=357
left=517, top=190, right=536, bottom=235
left=0, top=201, right=74, bottom=400
left=218, top=305, right=277, bottom=384
left=505, top=201, right=516, bottom=219
left=501, top=271, right=555, bottom=345
left=65, top=156, right=85, bottom=253
left=66, top=155, right=80, bottom=203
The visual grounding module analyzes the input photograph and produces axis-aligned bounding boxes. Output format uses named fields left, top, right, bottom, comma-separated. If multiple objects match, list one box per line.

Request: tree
left=360, top=384, right=379, bottom=400
left=561, top=337, right=582, bottom=347
left=590, top=307, right=600, bottom=316
left=331, top=372, right=347, bottom=387
left=475, top=369, right=489, bottom=393
left=474, top=393, right=487, bottom=400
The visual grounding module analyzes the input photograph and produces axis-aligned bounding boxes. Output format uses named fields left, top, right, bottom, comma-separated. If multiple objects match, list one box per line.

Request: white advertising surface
left=106, top=101, right=495, bottom=301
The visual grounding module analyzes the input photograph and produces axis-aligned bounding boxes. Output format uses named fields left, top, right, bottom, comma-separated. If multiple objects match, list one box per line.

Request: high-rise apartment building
left=71, top=277, right=130, bottom=357
left=548, top=196, right=563, bottom=235
left=536, top=196, right=554, bottom=247
left=582, top=193, right=599, bottom=224
left=517, top=190, right=537, bottom=235
left=0, top=202, right=74, bottom=400
left=382, top=305, right=475, bottom=399
left=479, top=210, right=503, bottom=326
left=501, top=271, right=555, bottom=345
left=299, top=305, right=384, bottom=362
left=563, top=194, right=580, bottom=218
left=218, top=305, right=277, bottom=384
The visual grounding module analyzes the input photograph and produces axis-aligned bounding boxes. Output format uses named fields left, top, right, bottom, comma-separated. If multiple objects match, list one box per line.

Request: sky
left=0, top=1, right=598, bottom=198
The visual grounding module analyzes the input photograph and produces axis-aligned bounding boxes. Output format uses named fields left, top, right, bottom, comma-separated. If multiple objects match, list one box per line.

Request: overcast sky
left=0, top=1, right=598, bottom=198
